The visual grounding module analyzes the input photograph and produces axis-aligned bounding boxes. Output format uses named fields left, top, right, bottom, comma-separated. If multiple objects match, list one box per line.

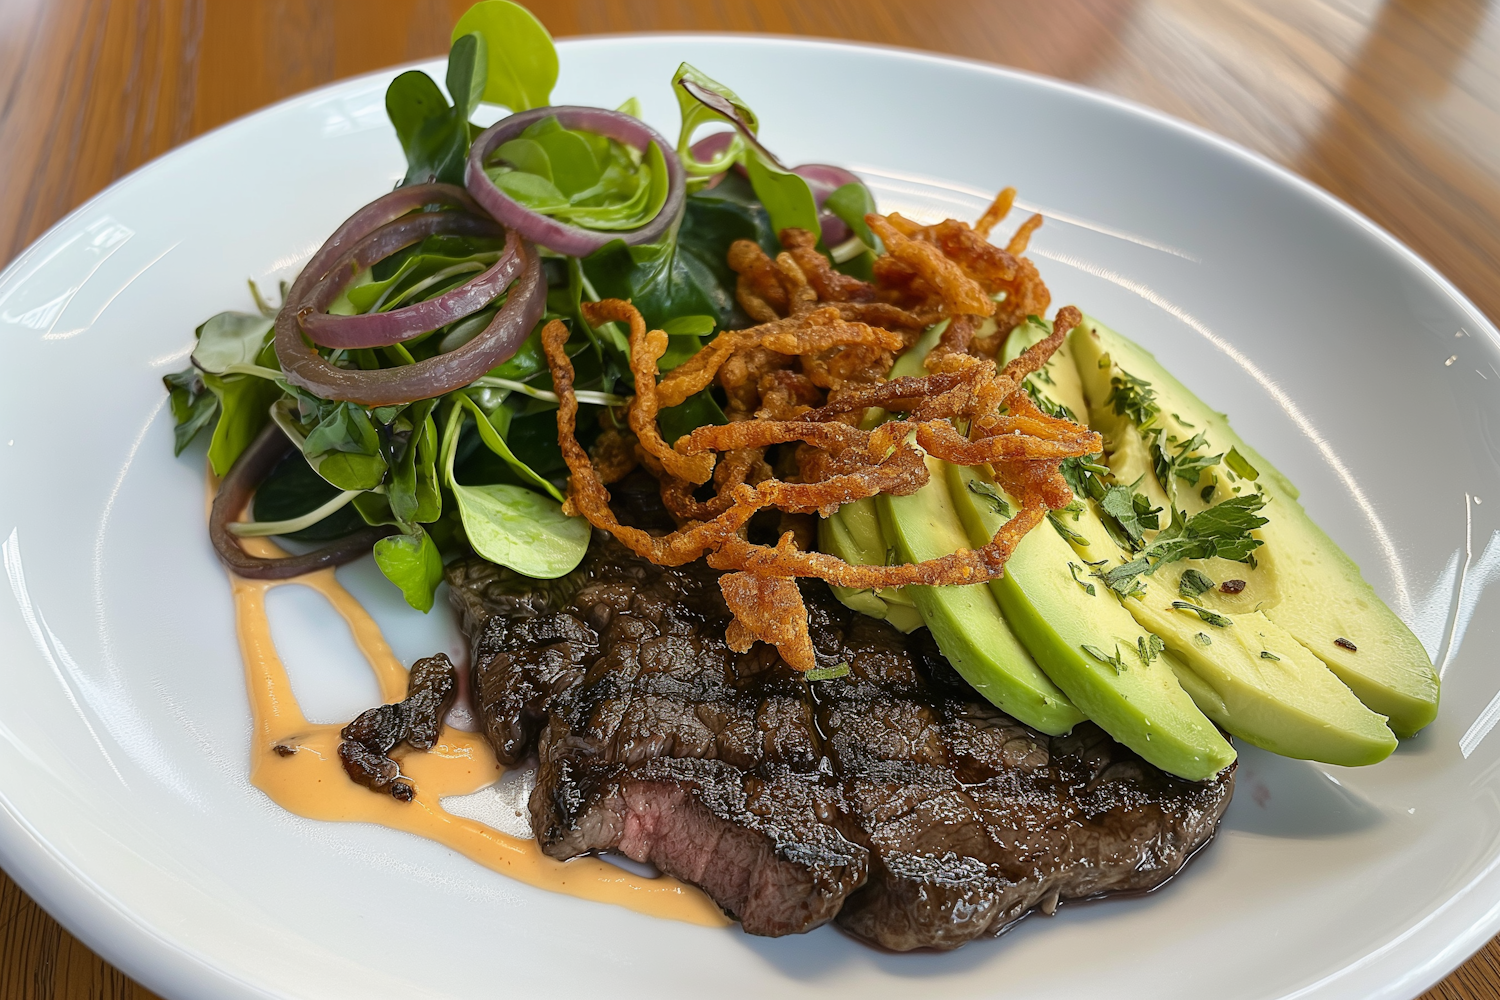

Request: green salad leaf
left=373, top=528, right=445, bottom=613
left=452, top=0, right=557, bottom=111
left=386, top=68, right=470, bottom=187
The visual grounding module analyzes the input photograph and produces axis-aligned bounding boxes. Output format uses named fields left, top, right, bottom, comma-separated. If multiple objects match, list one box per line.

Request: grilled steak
left=447, top=531, right=1234, bottom=949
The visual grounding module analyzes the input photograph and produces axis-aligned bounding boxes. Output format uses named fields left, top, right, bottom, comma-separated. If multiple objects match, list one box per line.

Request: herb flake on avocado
left=1171, top=601, right=1233, bottom=628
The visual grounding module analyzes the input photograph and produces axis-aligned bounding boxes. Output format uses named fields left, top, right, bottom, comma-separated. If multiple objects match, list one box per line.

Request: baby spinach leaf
left=494, top=137, right=552, bottom=180
left=824, top=183, right=878, bottom=251
left=163, top=368, right=218, bottom=455
left=452, top=0, right=557, bottom=111
left=191, top=311, right=274, bottom=374
left=487, top=324, right=548, bottom=380
left=385, top=69, right=468, bottom=186
left=744, top=153, right=820, bottom=242
left=387, top=399, right=441, bottom=529
left=203, top=372, right=279, bottom=476
left=438, top=398, right=586, bottom=579
left=525, top=118, right=601, bottom=195
left=446, top=31, right=488, bottom=122
left=453, top=482, right=589, bottom=578
left=585, top=174, right=769, bottom=332
left=661, top=315, right=716, bottom=336
left=373, top=527, right=445, bottom=612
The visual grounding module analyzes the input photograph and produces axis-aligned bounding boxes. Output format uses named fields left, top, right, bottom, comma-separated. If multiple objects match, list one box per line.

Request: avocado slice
left=820, top=322, right=947, bottom=629
left=818, top=497, right=923, bottom=633
left=947, top=462, right=1235, bottom=780
left=1068, top=316, right=1438, bottom=737
left=877, top=454, right=1085, bottom=736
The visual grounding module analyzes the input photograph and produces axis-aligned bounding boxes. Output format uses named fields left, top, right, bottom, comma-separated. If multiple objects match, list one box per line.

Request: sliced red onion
left=210, top=423, right=393, bottom=579
left=298, top=217, right=519, bottom=349
left=465, top=106, right=686, bottom=256
left=276, top=236, right=544, bottom=406
left=294, top=183, right=482, bottom=298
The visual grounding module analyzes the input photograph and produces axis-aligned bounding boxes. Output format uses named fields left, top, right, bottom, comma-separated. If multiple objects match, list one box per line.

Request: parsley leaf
left=1068, top=561, right=1097, bottom=596
left=1225, top=446, right=1260, bottom=481
left=1106, top=369, right=1160, bottom=428
left=1178, top=568, right=1215, bottom=598
left=1081, top=644, right=1128, bottom=673
left=1023, top=378, right=1075, bottom=420
left=1136, top=633, right=1166, bottom=666
left=1171, top=601, right=1233, bottom=627
left=966, top=479, right=1012, bottom=519
left=1098, top=484, right=1161, bottom=551
left=1151, top=429, right=1223, bottom=501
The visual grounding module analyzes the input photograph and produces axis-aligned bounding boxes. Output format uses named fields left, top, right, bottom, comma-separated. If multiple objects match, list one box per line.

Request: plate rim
left=1, top=32, right=1496, bottom=1000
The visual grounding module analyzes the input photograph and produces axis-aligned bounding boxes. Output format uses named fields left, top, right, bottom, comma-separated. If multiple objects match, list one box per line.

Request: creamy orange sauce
left=220, top=477, right=728, bottom=928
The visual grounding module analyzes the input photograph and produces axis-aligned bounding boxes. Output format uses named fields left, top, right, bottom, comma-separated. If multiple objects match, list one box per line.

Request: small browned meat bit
left=1335, top=637, right=1359, bottom=652
left=271, top=742, right=298, bottom=758
left=1220, top=579, right=1247, bottom=594
left=338, top=653, right=458, bottom=801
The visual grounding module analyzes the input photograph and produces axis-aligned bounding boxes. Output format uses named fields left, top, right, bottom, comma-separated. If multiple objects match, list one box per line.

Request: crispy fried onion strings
left=544, top=300, right=1099, bottom=671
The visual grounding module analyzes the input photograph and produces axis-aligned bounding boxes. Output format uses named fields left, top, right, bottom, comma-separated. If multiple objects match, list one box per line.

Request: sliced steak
left=447, top=533, right=1234, bottom=948
left=804, top=598, right=1235, bottom=951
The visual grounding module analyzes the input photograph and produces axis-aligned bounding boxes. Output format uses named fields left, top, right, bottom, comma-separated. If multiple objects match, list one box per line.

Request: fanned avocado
left=948, top=462, right=1235, bottom=779
left=1002, top=320, right=1397, bottom=765
left=1068, top=316, right=1438, bottom=738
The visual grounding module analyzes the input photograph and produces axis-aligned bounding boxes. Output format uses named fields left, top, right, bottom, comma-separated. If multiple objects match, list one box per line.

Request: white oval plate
left=1, top=35, right=1497, bottom=1000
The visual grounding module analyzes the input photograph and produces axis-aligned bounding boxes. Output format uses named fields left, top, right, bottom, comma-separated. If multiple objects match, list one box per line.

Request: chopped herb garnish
left=805, top=661, right=851, bottom=681
left=1178, top=568, right=1215, bottom=598
left=1194, top=632, right=1213, bottom=647
left=1049, top=511, right=1089, bottom=545
left=1171, top=601, right=1233, bottom=628
left=1151, top=429, right=1223, bottom=500
left=1096, top=494, right=1267, bottom=596
left=1068, top=562, right=1097, bottom=596
left=1136, top=633, right=1166, bottom=666
left=1259, top=651, right=1281, bottom=661
left=1082, top=643, right=1128, bottom=673
left=1224, top=446, right=1260, bottom=481
left=1106, top=369, right=1160, bottom=427
left=1024, top=378, right=1075, bottom=420
left=1172, top=413, right=1196, bottom=428
left=1200, top=482, right=1217, bottom=503
left=966, top=479, right=1012, bottom=519
left=1098, top=484, right=1161, bottom=551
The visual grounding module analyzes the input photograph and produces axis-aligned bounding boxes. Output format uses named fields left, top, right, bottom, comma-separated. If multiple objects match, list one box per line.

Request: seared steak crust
left=447, top=534, right=1234, bottom=948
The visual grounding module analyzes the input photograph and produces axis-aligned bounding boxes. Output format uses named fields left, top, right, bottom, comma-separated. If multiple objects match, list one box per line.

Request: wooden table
left=1, top=0, right=1497, bottom=997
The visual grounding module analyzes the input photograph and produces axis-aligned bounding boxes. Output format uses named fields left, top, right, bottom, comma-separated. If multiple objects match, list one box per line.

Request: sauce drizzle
left=224, top=485, right=727, bottom=928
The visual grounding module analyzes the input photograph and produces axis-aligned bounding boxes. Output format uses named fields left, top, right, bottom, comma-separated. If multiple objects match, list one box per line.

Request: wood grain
left=1, top=1, right=1497, bottom=997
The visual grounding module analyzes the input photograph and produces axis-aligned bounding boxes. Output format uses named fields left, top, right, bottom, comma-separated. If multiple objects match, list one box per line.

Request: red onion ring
left=298, top=213, right=519, bottom=350
left=210, top=423, right=394, bottom=579
left=465, top=106, right=686, bottom=257
left=296, top=183, right=483, bottom=294
left=276, top=233, right=544, bottom=406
